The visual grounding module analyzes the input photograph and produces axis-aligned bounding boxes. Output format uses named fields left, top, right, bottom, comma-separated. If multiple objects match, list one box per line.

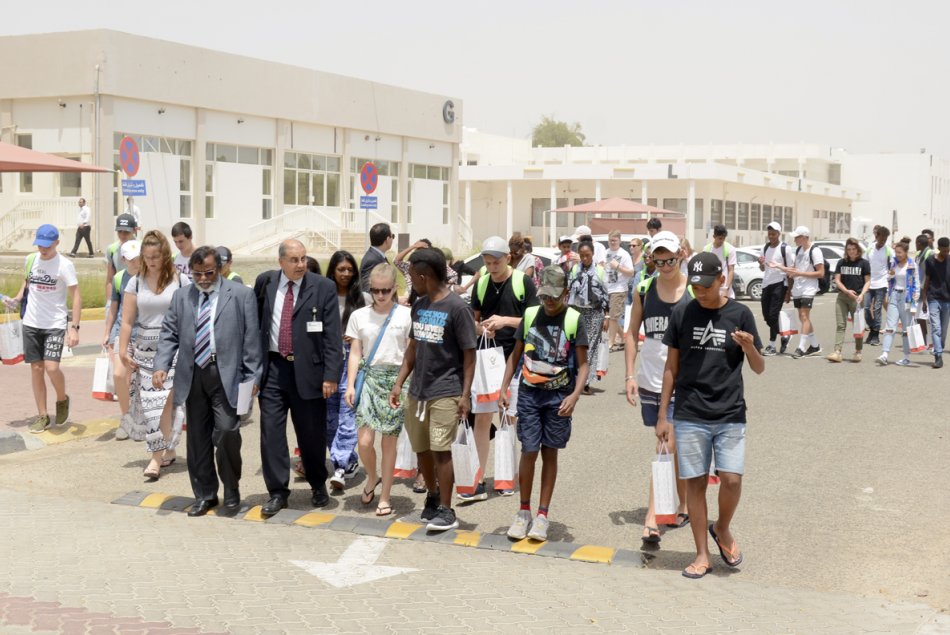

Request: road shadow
left=640, top=548, right=742, bottom=578
left=609, top=507, right=648, bottom=526
left=5, top=417, right=33, bottom=430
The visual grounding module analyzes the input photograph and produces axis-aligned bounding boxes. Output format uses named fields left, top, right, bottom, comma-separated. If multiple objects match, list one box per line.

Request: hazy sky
left=6, top=0, right=950, bottom=155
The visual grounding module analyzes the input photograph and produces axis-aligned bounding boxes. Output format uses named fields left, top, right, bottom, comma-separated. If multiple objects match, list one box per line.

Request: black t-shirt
left=925, top=255, right=950, bottom=302
left=662, top=299, right=761, bottom=424
left=515, top=307, right=589, bottom=393
left=471, top=271, right=538, bottom=358
left=409, top=292, right=477, bottom=401
left=835, top=258, right=870, bottom=295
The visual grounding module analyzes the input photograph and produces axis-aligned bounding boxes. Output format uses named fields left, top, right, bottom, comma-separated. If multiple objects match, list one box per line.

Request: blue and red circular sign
left=119, top=136, right=140, bottom=177
left=359, top=162, right=378, bottom=195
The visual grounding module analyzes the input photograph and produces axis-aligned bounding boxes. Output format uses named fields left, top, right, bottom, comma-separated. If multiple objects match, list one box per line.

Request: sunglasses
left=370, top=287, right=393, bottom=295
left=191, top=270, right=217, bottom=278
left=652, top=258, right=678, bottom=268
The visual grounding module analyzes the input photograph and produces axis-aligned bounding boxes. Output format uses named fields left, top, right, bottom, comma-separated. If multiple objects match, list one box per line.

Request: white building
left=0, top=30, right=463, bottom=255
left=460, top=131, right=865, bottom=250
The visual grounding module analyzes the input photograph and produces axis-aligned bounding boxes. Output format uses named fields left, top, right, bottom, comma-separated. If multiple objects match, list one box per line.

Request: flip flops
left=361, top=478, right=381, bottom=505
left=376, top=503, right=393, bottom=517
left=681, top=563, right=713, bottom=579
left=708, top=523, right=743, bottom=567
left=664, top=513, right=690, bottom=529
left=641, top=526, right=661, bottom=544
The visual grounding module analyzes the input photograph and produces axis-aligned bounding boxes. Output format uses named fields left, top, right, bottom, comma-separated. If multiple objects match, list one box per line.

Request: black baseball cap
left=115, top=213, right=137, bottom=232
left=686, top=252, right=723, bottom=287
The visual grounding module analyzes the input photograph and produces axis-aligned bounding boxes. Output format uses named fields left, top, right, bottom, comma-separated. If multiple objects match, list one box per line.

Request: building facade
left=0, top=30, right=463, bottom=255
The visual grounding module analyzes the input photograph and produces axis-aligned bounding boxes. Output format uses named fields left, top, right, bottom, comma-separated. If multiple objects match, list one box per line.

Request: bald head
left=278, top=239, right=307, bottom=281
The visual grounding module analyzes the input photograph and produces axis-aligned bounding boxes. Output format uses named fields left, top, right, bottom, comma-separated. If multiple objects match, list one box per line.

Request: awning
left=0, top=141, right=113, bottom=173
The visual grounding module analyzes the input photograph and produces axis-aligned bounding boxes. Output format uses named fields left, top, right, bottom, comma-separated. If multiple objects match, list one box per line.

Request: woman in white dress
left=119, top=230, right=189, bottom=480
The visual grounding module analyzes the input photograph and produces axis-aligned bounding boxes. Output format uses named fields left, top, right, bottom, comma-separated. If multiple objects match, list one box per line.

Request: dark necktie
left=195, top=292, right=212, bottom=368
left=278, top=281, right=294, bottom=357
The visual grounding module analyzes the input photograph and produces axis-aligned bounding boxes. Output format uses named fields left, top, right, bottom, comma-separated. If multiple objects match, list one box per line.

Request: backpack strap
left=523, top=306, right=539, bottom=334
left=476, top=267, right=525, bottom=304
left=107, top=241, right=120, bottom=257
left=523, top=305, right=579, bottom=341
left=112, top=271, right=125, bottom=295
left=24, top=252, right=37, bottom=279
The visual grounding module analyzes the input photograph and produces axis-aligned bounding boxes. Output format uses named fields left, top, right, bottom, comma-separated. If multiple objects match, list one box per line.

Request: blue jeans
left=882, top=291, right=912, bottom=358
left=928, top=300, right=950, bottom=356
left=326, top=345, right=358, bottom=470
left=864, top=287, right=887, bottom=332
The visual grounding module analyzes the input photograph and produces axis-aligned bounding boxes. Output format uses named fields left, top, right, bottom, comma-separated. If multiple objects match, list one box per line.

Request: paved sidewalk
left=1, top=488, right=948, bottom=634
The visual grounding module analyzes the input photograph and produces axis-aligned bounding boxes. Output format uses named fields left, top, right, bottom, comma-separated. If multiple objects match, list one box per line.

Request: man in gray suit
left=154, top=246, right=262, bottom=516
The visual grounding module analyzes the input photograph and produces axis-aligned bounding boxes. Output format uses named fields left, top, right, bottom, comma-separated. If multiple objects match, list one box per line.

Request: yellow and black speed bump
left=113, top=490, right=652, bottom=567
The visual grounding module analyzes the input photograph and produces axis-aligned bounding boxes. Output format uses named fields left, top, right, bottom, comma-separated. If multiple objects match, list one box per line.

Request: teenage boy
left=390, top=248, right=476, bottom=532
left=704, top=225, right=736, bottom=299
left=605, top=230, right=635, bottom=350
left=915, top=234, right=933, bottom=349
left=864, top=226, right=893, bottom=346
left=104, top=213, right=137, bottom=307
left=171, top=221, right=196, bottom=282
left=783, top=226, right=824, bottom=358
left=646, top=218, right=662, bottom=237
left=757, top=222, right=793, bottom=355
left=4, top=225, right=82, bottom=432
left=466, top=236, right=538, bottom=502
left=554, top=236, right=579, bottom=273
left=103, top=240, right=142, bottom=439
left=922, top=237, right=950, bottom=368
left=500, top=267, right=588, bottom=542
left=657, top=252, right=764, bottom=579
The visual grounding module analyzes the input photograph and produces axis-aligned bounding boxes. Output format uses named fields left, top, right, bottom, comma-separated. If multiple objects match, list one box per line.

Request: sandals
left=681, top=563, right=713, bottom=579
left=375, top=502, right=393, bottom=517
left=641, top=526, right=661, bottom=544
left=160, top=454, right=176, bottom=468
left=708, top=523, right=743, bottom=567
left=361, top=478, right=381, bottom=505
left=412, top=476, right=427, bottom=494
left=143, top=460, right=161, bottom=481
left=664, top=513, right=690, bottom=529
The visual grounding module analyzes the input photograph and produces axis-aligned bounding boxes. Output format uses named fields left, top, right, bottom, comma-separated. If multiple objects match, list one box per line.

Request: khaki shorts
left=405, top=396, right=461, bottom=453
left=608, top=292, right=626, bottom=319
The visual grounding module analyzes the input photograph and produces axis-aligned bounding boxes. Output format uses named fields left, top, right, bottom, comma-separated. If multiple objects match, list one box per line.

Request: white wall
left=136, top=152, right=183, bottom=234
left=408, top=179, right=449, bottom=246
left=113, top=98, right=195, bottom=140
left=288, top=121, right=337, bottom=154
left=206, top=163, right=264, bottom=247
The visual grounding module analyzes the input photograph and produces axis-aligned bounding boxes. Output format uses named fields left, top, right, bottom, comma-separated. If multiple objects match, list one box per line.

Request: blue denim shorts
left=673, top=420, right=746, bottom=479
left=516, top=386, right=572, bottom=452
left=638, top=388, right=673, bottom=427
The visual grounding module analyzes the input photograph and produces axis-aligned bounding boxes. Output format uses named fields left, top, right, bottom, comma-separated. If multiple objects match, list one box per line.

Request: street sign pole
left=359, top=162, right=380, bottom=255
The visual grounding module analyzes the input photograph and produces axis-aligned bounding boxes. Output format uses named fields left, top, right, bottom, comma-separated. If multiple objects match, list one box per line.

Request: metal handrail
left=233, top=205, right=344, bottom=255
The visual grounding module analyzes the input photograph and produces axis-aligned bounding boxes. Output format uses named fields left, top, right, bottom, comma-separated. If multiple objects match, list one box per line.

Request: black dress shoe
left=311, top=485, right=329, bottom=508
left=261, top=495, right=288, bottom=517
left=188, top=498, right=219, bottom=517
left=223, top=489, right=241, bottom=510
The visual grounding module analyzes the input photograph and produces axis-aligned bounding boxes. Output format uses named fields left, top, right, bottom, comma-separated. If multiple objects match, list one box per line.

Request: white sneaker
left=507, top=510, right=532, bottom=540
left=526, top=514, right=549, bottom=542
left=876, top=354, right=888, bottom=366
left=329, top=468, right=346, bottom=490
left=115, top=415, right=131, bottom=440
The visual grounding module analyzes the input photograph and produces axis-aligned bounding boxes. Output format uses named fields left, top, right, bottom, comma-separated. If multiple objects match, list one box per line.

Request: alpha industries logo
left=692, top=320, right=726, bottom=347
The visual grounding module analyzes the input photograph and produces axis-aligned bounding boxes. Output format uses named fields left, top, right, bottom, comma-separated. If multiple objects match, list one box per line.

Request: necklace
left=491, top=277, right=508, bottom=294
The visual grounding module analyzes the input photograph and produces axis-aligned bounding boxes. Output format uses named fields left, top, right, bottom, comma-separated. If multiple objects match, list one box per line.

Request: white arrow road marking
left=290, top=536, right=418, bottom=588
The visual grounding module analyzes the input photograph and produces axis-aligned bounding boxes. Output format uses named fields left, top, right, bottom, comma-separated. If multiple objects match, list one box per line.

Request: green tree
left=531, top=116, right=586, bottom=147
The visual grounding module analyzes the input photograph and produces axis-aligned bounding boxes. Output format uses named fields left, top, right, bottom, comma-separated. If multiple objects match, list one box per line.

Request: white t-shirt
left=706, top=242, right=738, bottom=299
left=174, top=253, right=192, bottom=281
left=868, top=243, right=891, bottom=290
left=593, top=242, right=607, bottom=265
left=762, top=243, right=791, bottom=287
left=345, top=304, right=412, bottom=367
left=23, top=253, right=78, bottom=330
left=791, top=244, right=824, bottom=298
left=604, top=248, right=634, bottom=294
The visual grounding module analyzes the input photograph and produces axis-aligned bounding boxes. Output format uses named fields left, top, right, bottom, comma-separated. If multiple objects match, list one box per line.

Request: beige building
left=0, top=30, right=463, bottom=255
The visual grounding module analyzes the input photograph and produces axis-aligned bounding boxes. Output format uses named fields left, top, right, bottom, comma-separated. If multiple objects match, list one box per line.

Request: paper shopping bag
left=638, top=323, right=646, bottom=343
left=909, top=323, right=926, bottom=352
left=779, top=309, right=799, bottom=337
left=393, top=426, right=418, bottom=478
left=851, top=310, right=866, bottom=339
left=0, top=317, right=24, bottom=365
left=451, top=420, right=482, bottom=495
left=652, top=443, right=679, bottom=526
left=472, top=337, right=505, bottom=404
left=92, top=352, right=115, bottom=401
left=596, top=338, right=610, bottom=378
left=493, top=412, right=518, bottom=491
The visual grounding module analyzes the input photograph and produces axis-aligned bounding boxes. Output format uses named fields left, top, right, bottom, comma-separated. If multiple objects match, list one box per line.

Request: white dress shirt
left=77, top=205, right=91, bottom=227
left=269, top=273, right=299, bottom=353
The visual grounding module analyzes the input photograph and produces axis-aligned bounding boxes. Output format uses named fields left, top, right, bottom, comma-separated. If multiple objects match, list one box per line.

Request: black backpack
left=796, top=245, right=830, bottom=294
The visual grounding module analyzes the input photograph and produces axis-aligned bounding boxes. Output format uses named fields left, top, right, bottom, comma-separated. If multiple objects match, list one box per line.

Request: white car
left=734, top=248, right=765, bottom=300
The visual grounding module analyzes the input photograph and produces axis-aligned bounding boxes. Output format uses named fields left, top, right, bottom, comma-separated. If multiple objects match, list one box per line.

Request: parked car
left=734, top=248, right=764, bottom=300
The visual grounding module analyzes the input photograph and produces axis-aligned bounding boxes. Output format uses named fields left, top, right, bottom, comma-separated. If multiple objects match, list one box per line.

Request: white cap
left=790, top=225, right=810, bottom=238
left=481, top=235, right=508, bottom=258
left=120, top=240, right=141, bottom=260
left=766, top=221, right=782, bottom=232
left=558, top=235, right=573, bottom=244
left=573, top=225, right=592, bottom=240
left=647, top=231, right=680, bottom=255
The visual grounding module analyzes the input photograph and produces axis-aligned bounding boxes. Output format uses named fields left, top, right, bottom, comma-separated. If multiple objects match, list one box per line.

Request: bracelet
left=625, top=375, right=635, bottom=381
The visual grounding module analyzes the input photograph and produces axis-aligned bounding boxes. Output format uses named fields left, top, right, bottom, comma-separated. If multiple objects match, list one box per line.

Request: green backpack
left=522, top=305, right=580, bottom=341
left=476, top=267, right=526, bottom=304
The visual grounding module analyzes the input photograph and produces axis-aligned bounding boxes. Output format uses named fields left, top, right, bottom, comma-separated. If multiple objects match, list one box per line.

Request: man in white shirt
left=783, top=226, right=824, bottom=358
left=604, top=229, right=634, bottom=349
left=704, top=225, right=737, bottom=299
left=573, top=224, right=606, bottom=265
left=125, top=196, right=142, bottom=230
left=757, top=222, right=793, bottom=355
left=864, top=225, right=893, bottom=346
left=4, top=225, right=82, bottom=432
left=68, top=198, right=94, bottom=257
left=171, top=221, right=196, bottom=282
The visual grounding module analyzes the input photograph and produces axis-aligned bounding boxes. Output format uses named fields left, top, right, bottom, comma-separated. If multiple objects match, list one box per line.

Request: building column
left=464, top=180, right=472, bottom=239
left=192, top=108, right=207, bottom=244
left=92, top=95, right=115, bottom=251
left=549, top=180, right=557, bottom=248
left=505, top=180, right=513, bottom=239
left=398, top=137, right=409, bottom=234
left=449, top=142, right=460, bottom=251
left=274, top=119, right=289, bottom=219
left=0, top=100, right=13, bottom=200
left=595, top=179, right=602, bottom=201
left=687, top=179, right=697, bottom=248
left=641, top=182, right=648, bottom=205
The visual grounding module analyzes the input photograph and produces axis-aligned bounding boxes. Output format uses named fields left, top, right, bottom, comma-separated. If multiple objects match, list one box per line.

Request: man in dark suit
left=359, top=222, right=394, bottom=292
left=154, top=246, right=262, bottom=516
left=254, top=239, right=343, bottom=516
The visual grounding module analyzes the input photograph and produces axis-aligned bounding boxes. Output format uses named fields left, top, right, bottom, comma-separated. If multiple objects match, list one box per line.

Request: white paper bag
left=493, top=412, right=518, bottom=491
left=393, top=426, right=418, bottom=478
left=909, top=323, right=926, bottom=352
left=92, top=352, right=115, bottom=401
left=779, top=309, right=799, bottom=336
left=0, top=318, right=24, bottom=365
left=451, top=420, right=482, bottom=495
left=472, top=336, right=505, bottom=406
left=596, top=338, right=610, bottom=377
left=237, top=380, right=255, bottom=415
left=851, top=310, right=866, bottom=339
left=652, top=443, right=678, bottom=526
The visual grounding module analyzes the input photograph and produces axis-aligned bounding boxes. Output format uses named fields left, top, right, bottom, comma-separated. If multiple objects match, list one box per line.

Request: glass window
left=180, top=195, right=192, bottom=218
left=327, top=157, right=340, bottom=172
left=694, top=199, right=704, bottom=229
left=283, top=170, right=296, bottom=205
left=161, top=138, right=174, bottom=154
left=114, top=133, right=124, bottom=150
left=763, top=205, right=772, bottom=226
left=297, top=153, right=311, bottom=170
left=327, top=173, right=340, bottom=207
left=736, top=251, right=758, bottom=264
left=311, top=155, right=325, bottom=171
left=390, top=179, right=398, bottom=223
left=413, top=164, right=427, bottom=179
left=784, top=207, right=793, bottom=230
left=16, top=134, right=33, bottom=190
left=206, top=142, right=214, bottom=159
left=710, top=200, right=723, bottom=225
left=428, top=166, right=441, bottom=180
left=284, top=151, right=297, bottom=168
left=297, top=172, right=311, bottom=205
left=205, top=197, right=214, bottom=219
left=262, top=198, right=273, bottom=219
left=205, top=164, right=213, bottom=193
left=143, top=136, right=159, bottom=153
left=60, top=168, right=81, bottom=197
left=180, top=159, right=191, bottom=192
left=261, top=149, right=273, bottom=166
left=238, top=146, right=258, bottom=165
left=313, top=173, right=326, bottom=206
left=751, top=203, right=761, bottom=231
left=216, top=145, right=237, bottom=163
left=262, top=168, right=271, bottom=196
left=178, top=140, right=192, bottom=157
left=724, top=201, right=736, bottom=229
left=738, top=202, right=749, bottom=231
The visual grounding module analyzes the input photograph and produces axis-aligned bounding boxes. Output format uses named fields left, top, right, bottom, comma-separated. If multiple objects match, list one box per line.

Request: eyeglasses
left=653, top=258, right=678, bottom=268
left=370, top=287, right=393, bottom=295
left=191, top=270, right=216, bottom=278
left=538, top=294, right=561, bottom=302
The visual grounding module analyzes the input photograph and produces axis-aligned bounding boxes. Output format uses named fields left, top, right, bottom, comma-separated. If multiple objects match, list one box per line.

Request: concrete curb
left=113, top=490, right=651, bottom=567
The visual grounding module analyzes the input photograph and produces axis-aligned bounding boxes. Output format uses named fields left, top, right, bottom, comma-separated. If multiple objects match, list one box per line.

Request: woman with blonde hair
left=345, top=263, right=412, bottom=516
left=678, top=239, right=694, bottom=276
left=119, top=229, right=189, bottom=480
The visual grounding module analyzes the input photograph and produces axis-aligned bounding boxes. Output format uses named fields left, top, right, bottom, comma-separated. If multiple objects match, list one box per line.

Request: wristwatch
left=70, top=324, right=80, bottom=330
